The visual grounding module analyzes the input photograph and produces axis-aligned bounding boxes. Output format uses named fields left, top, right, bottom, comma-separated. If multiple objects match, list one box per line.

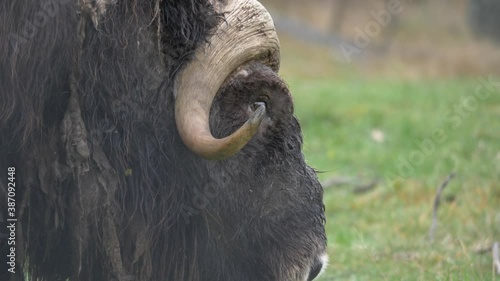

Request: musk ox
left=0, top=0, right=327, bottom=280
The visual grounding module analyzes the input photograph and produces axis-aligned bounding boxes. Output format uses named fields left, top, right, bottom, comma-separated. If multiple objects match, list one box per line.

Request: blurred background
left=259, top=0, right=500, bottom=280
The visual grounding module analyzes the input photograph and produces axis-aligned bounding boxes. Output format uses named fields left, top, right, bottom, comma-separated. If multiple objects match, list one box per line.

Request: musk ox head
left=0, top=0, right=327, bottom=280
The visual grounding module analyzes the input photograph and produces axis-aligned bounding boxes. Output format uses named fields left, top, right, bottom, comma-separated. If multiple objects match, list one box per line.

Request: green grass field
left=279, top=39, right=500, bottom=280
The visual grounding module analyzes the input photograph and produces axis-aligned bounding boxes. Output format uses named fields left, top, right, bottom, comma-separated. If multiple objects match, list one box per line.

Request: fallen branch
left=493, top=242, right=500, bottom=275
left=428, top=173, right=456, bottom=242
left=321, top=176, right=378, bottom=194
left=321, top=176, right=354, bottom=187
left=352, top=180, right=379, bottom=194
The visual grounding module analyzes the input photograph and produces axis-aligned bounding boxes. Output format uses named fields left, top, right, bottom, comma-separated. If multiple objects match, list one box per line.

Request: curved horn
left=174, top=0, right=280, bottom=160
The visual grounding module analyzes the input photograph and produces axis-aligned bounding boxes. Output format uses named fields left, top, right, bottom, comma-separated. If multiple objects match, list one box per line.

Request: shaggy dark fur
left=0, top=1, right=326, bottom=281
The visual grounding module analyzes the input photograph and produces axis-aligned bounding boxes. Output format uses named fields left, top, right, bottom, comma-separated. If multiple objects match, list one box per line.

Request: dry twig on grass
left=493, top=242, right=500, bottom=275
left=321, top=176, right=378, bottom=194
left=321, top=176, right=354, bottom=187
left=352, top=180, right=379, bottom=194
left=428, top=173, right=456, bottom=243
